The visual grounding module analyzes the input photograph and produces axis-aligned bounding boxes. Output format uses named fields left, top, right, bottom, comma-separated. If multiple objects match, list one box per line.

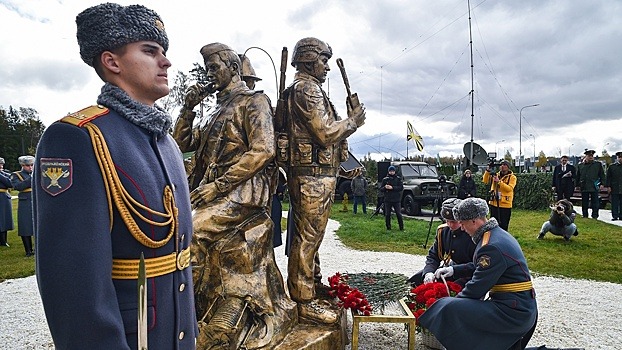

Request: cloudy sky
left=1, top=0, right=621, bottom=163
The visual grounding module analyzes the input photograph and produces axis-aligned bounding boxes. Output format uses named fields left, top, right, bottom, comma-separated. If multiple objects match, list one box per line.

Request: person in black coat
left=552, top=155, right=576, bottom=200
left=457, top=169, right=477, bottom=199
left=381, top=165, right=404, bottom=230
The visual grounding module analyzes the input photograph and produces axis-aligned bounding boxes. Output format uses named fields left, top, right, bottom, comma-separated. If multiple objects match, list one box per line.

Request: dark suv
left=378, top=161, right=457, bottom=216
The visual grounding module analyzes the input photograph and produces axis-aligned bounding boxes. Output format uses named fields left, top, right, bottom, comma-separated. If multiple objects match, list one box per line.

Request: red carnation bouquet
left=327, top=272, right=373, bottom=316
left=405, top=280, right=462, bottom=331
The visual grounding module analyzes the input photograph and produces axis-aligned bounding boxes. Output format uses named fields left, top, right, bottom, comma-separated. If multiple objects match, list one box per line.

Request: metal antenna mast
left=468, top=0, right=475, bottom=167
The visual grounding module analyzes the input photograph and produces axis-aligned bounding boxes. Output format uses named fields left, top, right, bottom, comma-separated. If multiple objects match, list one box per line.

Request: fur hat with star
left=76, top=3, right=169, bottom=67
left=440, top=198, right=462, bottom=221
left=453, top=197, right=489, bottom=221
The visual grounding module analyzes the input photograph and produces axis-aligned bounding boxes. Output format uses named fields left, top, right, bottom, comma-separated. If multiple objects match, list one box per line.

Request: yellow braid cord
left=85, top=123, right=177, bottom=249
left=490, top=281, right=533, bottom=293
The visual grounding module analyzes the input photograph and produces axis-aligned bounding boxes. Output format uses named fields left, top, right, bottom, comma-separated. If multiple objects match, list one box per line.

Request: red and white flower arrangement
left=405, top=280, right=463, bottom=330
left=327, top=272, right=373, bottom=316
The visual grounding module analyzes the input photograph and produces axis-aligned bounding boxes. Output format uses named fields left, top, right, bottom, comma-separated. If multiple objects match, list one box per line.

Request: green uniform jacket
left=606, top=162, right=622, bottom=194
left=576, top=161, right=605, bottom=193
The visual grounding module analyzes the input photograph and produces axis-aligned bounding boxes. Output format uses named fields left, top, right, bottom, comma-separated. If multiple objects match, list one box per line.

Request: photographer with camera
left=483, top=159, right=516, bottom=231
left=537, top=199, right=578, bottom=241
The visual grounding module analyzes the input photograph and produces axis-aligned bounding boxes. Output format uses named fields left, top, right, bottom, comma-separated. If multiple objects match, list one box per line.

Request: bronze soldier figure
left=284, top=37, right=366, bottom=324
left=173, top=43, right=296, bottom=349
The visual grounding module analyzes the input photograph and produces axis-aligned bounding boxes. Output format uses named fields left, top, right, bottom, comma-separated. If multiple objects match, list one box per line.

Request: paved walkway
left=582, top=208, right=622, bottom=227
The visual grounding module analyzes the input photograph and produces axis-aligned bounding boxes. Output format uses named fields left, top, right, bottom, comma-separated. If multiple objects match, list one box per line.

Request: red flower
left=327, top=272, right=373, bottom=316
left=404, top=281, right=463, bottom=331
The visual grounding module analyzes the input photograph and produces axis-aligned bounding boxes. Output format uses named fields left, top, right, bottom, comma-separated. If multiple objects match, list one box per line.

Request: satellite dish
left=463, top=142, right=488, bottom=165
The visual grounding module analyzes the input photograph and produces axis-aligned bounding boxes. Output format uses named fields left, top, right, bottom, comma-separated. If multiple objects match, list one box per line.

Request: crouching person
left=538, top=199, right=578, bottom=241
left=419, top=197, right=538, bottom=350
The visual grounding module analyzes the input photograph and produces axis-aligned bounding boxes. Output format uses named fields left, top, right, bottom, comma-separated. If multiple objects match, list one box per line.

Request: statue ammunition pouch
left=289, top=138, right=348, bottom=168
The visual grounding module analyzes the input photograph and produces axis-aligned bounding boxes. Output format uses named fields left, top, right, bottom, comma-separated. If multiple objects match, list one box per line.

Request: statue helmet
left=238, top=54, right=261, bottom=81
left=291, top=37, right=332, bottom=67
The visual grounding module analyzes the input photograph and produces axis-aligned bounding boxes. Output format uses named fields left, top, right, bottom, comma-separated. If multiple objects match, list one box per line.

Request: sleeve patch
left=40, top=158, right=73, bottom=196
left=477, top=255, right=491, bottom=269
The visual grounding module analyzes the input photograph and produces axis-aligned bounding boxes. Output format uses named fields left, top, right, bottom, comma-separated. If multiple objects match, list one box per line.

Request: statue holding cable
left=173, top=43, right=296, bottom=349
left=281, top=37, right=366, bottom=324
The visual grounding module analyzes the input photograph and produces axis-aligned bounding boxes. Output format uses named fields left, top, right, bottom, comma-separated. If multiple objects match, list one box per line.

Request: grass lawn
left=330, top=204, right=622, bottom=284
left=3, top=198, right=621, bottom=285
left=0, top=197, right=35, bottom=281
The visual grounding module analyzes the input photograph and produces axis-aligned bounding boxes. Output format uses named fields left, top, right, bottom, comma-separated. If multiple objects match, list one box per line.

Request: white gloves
left=423, top=272, right=435, bottom=284
left=434, top=266, right=454, bottom=279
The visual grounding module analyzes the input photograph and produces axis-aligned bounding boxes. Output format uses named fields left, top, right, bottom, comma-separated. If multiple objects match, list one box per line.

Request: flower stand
left=350, top=298, right=416, bottom=350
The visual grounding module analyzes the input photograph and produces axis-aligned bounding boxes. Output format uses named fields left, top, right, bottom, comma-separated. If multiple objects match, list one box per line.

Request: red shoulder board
left=60, top=105, right=109, bottom=127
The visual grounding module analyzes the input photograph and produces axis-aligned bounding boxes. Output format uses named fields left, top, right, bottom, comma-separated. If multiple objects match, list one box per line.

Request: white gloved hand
left=423, top=272, right=435, bottom=284
left=434, top=266, right=454, bottom=279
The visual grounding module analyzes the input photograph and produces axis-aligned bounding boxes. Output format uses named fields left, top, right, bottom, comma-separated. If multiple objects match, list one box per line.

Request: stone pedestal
left=274, top=308, right=348, bottom=350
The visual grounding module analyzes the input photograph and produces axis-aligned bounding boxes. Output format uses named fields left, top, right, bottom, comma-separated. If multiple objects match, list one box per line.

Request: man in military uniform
left=606, top=151, right=622, bottom=221
left=419, top=198, right=537, bottom=350
left=173, top=43, right=295, bottom=349
left=407, top=198, right=475, bottom=286
left=575, top=149, right=605, bottom=218
left=0, top=157, right=14, bottom=247
left=285, top=37, right=366, bottom=324
left=34, top=4, right=197, bottom=349
left=10, top=156, right=34, bottom=255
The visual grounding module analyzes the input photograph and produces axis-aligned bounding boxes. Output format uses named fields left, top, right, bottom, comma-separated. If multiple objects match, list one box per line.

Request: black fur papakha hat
left=453, top=197, right=489, bottom=221
left=76, top=3, right=169, bottom=66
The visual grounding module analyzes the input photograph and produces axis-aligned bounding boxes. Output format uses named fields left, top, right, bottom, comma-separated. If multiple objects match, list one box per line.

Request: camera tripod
left=422, top=183, right=447, bottom=249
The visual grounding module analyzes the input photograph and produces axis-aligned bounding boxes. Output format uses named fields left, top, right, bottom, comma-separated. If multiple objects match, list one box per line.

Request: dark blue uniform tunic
left=419, top=224, right=537, bottom=350
left=34, top=106, right=197, bottom=350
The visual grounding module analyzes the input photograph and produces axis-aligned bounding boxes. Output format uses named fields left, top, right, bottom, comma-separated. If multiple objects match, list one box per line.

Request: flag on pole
left=407, top=121, right=424, bottom=151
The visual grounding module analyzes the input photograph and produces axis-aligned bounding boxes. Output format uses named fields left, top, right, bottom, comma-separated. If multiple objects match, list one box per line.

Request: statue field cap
left=200, top=43, right=236, bottom=59
left=76, top=3, right=169, bottom=67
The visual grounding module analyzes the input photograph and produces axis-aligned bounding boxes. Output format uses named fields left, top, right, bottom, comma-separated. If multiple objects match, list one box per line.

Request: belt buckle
left=176, top=248, right=190, bottom=270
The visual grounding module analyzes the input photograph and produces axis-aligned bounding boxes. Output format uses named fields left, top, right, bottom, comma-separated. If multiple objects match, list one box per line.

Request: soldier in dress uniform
left=419, top=197, right=537, bottom=350
left=33, top=3, right=197, bottom=349
left=0, top=157, right=13, bottom=247
left=407, top=198, right=476, bottom=287
left=576, top=149, right=605, bottom=219
left=10, top=155, right=34, bottom=256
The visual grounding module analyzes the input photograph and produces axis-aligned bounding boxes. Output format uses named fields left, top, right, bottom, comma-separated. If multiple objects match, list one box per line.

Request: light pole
left=495, top=139, right=505, bottom=158
left=529, top=134, right=536, bottom=169
left=519, top=104, right=539, bottom=173
left=568, top=143, right=573, bottom=156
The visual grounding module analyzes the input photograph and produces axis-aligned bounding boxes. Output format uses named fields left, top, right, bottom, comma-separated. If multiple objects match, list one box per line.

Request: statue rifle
left=274, top=47, right=288, bottom=132
left=336, top=58, right=361, bottom=110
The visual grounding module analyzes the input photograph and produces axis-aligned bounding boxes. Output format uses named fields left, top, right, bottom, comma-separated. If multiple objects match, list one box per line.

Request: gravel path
left=1, top=215, right=621, bottom=349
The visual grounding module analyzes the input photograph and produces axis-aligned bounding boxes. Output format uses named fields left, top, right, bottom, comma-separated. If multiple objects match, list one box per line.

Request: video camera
left=487, top=152, right=502, bottom=168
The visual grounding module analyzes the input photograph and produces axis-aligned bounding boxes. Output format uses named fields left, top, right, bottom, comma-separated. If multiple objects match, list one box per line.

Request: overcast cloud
left=1, top=0, right=620, bottom=162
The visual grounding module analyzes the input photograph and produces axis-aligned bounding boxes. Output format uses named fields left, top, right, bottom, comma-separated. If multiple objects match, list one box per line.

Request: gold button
left=451, top=250, right=455, bottom=253
left=179, top=283, right=185, bottom=292
left=179, top=331, right=185, bottom=340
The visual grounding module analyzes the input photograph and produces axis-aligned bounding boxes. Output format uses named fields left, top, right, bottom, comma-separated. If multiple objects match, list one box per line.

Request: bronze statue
left=283, top=37, right=366, bottom=324
left=173, top=43, right=296, bottom=349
